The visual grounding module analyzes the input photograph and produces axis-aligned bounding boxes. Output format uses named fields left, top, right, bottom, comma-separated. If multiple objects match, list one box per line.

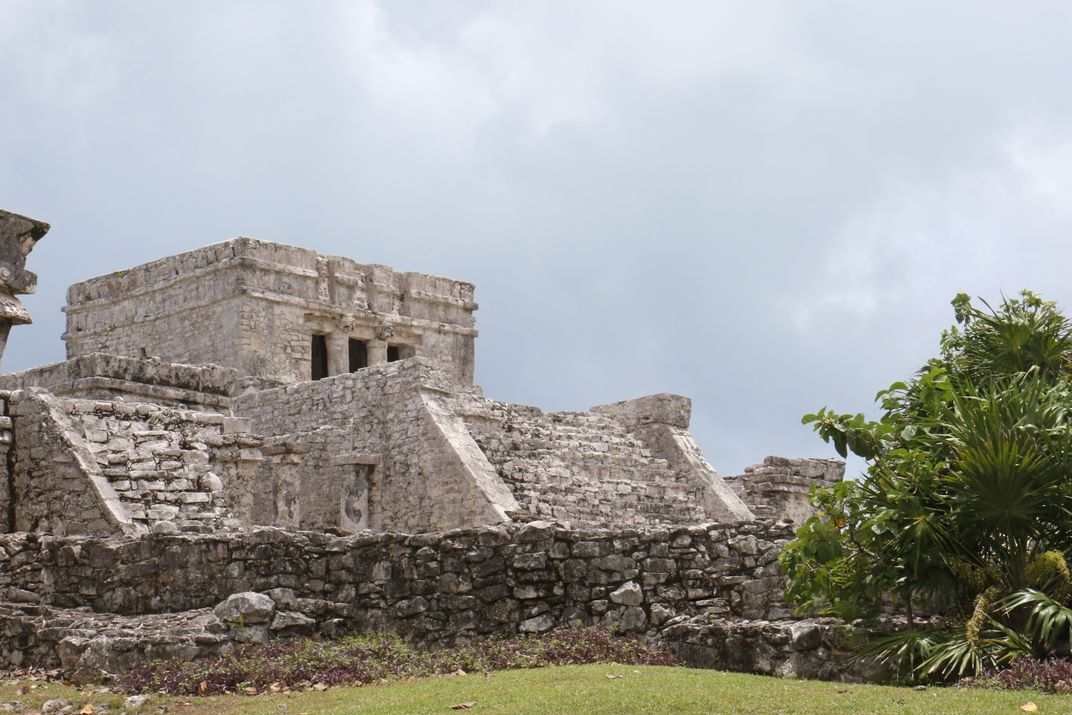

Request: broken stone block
left=518, top=613, right=555, bottom=632
left=269, top=610, right=315, bottom=632
left=609, top=581, right=643, bottom=606
left=789, top=621, right=823, bottom=651
left=213, top=592, right=276, bottom=625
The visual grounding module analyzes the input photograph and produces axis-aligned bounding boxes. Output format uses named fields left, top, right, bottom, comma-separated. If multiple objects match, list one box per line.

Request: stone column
left=0, top=210, right=48, bottom=367
left=367, top=339, right=388, bottom=367
left=327, top=332, right=349, bottom=376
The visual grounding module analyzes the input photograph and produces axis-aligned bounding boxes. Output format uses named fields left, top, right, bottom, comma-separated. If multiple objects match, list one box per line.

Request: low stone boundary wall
left=661, top=615, right=886, bottom=682
left=0, top=602, right=229, bottom=681
left=0, top=520, right=795, bottom=640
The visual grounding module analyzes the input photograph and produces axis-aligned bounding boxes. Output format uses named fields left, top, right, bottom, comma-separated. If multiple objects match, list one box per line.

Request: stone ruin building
left=0, top=209, right=864, bottom=683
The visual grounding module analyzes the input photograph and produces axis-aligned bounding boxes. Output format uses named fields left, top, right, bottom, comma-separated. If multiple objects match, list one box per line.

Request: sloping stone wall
left=458, top=396, right=711, bottom=527
left=726, top=457, right=844, bottom=527
left=457, top=393, right=754, bottom=527
left=6, top=391, right=133, bottom=536
left=234, top=359, right=515, bottom=533
left=62, top=399, right=259, bottom=533
left=2, top=390, right=262, bottom=536
left=591, top=394, right=754, bottom=522
left=0, top=519, right=794, bottom=638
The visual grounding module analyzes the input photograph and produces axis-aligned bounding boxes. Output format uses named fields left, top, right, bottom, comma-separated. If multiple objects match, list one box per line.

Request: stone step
left=459, top=394, right=707, bottom=527
left=69, top=409, right=236, bottom=533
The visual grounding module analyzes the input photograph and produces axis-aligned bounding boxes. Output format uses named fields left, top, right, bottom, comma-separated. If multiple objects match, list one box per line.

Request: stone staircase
left=455, top=396, right=708, bottom=527
left=67, top=401, right=241, bottom=533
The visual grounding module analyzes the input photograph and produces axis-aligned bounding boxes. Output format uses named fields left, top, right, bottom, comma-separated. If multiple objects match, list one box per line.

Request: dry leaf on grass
left=450, top=702, right=476, bottom=710
left=606, top=674, right=622, bottom=680
left=1021, top=703, right=1039, bottom=713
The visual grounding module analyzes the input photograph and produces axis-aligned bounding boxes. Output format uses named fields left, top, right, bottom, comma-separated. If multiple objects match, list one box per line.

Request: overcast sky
left=3, top=2, right=1072, bottom=476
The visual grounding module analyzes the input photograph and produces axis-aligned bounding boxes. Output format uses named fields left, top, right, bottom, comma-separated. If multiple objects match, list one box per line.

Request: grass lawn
left=5, top=665, right=1072, bottom=714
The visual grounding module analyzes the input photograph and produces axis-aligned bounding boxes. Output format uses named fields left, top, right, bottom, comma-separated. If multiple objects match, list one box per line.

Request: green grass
left=5, top=665, right=1072, bottom=714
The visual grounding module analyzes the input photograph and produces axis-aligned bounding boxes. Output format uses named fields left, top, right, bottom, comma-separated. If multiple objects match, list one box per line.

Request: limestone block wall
left=64, top=238, right=479, bottom=388
left=591, top=394, right=754, bottom=523
left=725, top=457, right=845, bottom=527
left=0, top=520, right=795, bottom=638
left=1, top=390, right=262, bottom=536
left=233, top=359, right=516, bottom=534
left=64, top=250, right=246, bottom=376
left=0, top=353, right=236, bottom=412
left=0, top=395, right=12, bottom=532
left=5, top=390, right=134, bottom=537
left=456, top=393, right=754, bottom=527
left=59, top=399, right=260, bottom=533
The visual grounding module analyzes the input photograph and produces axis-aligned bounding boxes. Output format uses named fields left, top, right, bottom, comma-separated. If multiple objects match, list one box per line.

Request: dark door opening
left=387, top=344, right=401, bottom=362
left=311, top=334, right=328, bottom=380
left=349, top=339, right=368, bottom=371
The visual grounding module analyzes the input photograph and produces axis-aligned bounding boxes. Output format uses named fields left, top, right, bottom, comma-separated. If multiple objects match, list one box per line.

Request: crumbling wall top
left=64, top=237, right=476, bottom=314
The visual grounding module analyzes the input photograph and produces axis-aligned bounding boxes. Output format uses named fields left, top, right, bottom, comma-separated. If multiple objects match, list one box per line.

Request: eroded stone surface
left=0, top=209, right=48, bottom=364
left=0, top=223, right=850, bottom=684
left=662, top=614, right=889, bottom=682
left=725, top=457, right=845, bottom=528
left=213, top=592, right=275, bottom=625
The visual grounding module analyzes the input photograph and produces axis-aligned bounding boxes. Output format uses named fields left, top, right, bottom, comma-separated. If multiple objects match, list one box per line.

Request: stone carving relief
left=0, top=209, right=48, bottom=364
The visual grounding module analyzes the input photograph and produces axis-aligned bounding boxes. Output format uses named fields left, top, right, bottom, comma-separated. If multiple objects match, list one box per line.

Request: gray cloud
left=3, top=1, right=1072, bottom=476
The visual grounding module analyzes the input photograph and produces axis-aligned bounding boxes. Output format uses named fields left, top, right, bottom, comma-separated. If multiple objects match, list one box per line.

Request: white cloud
left=4, top=1, right=1072, bottom=473
left=1005, top=125, right=1072, bottom=219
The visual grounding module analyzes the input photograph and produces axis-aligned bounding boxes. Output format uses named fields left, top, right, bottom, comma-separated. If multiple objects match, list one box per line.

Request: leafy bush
left=120, top=627, right=678, bottom=695
left=783, top=291, right=1072, bottom=680
left=1027, top=552, right=1072, bottom=603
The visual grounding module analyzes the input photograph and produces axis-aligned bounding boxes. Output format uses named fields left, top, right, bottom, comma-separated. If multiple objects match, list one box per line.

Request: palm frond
left=1002, top=588, right=1072, bottom=650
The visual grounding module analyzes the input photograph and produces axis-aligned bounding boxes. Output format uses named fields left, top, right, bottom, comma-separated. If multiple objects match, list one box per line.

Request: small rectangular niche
left=387, top=345, right=401, bottom=362
left=349, top=339, right=368, bottom=371
left=311, top=334, right=328, bottom=380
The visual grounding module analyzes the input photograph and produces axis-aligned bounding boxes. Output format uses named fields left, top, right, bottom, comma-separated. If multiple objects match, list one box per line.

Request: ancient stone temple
left=0, top=234, right=841, bottom=537
left=0, top=211, right=859, bottom=683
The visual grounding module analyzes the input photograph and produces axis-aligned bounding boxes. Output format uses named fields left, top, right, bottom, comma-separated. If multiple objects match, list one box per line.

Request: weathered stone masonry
left=0, top=210, right=852, bottom=681
left=62, top=238, right=478, bottom=390
left=0, top=521, right=874, bottom=682
left=0, top=521, right=792, bottom=626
